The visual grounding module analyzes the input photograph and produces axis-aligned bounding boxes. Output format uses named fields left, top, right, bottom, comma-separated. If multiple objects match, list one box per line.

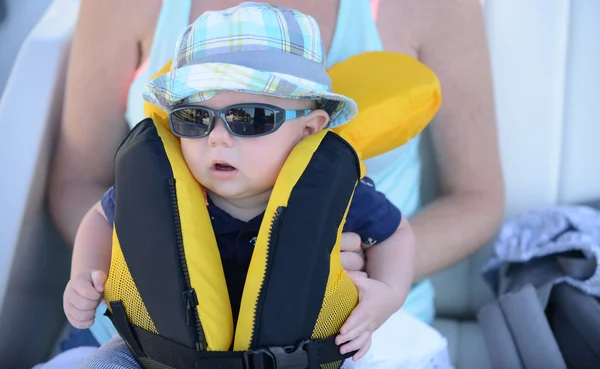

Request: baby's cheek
left=243, top=131, right=299, bottom=187
left=181, top=143, right=208, bottom=182
left=246, top=148, right=288, bottom=187
left=253, top=156, right=284, bottom=187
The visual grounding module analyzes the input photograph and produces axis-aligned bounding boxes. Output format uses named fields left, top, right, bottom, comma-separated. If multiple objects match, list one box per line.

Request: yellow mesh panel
left=104, top=231, right=157, bottom=334
left=321, top=362, right=343, bottom=369
left=311, top=271, right=358, bottom=340
left=312, top=272, right=357, bottom=369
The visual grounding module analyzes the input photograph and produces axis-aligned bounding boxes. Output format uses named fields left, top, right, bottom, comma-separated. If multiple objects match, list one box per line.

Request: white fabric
left=342, top=309, right=452, bottom=369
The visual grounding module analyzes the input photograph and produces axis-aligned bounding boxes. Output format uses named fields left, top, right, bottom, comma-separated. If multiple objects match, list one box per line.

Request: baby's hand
left=63, top=270, right=106, bottom=329
left=335, top=271, right=403, bottom=361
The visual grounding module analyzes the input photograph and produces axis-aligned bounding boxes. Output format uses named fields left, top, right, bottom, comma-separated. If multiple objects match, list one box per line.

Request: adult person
left=48, top=0, right=503, bottom=351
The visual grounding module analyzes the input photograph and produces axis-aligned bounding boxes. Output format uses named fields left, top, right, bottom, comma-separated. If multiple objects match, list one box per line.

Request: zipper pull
left=182, top=289, right=198, bottom=326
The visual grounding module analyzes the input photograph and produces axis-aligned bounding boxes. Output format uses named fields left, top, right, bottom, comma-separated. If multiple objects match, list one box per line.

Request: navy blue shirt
left=101, top=176, right=400, bottom=323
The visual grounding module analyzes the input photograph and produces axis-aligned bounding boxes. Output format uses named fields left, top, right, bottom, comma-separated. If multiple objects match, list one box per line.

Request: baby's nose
left=207, top=117, right=234, bottom=147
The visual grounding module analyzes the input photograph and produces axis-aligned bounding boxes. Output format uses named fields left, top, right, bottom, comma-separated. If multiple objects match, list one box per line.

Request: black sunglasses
left=168, top=103, right=311, bottom=138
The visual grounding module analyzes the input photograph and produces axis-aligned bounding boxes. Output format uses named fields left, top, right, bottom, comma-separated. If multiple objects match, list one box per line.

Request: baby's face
left=180, top=91, right=325, bottom=202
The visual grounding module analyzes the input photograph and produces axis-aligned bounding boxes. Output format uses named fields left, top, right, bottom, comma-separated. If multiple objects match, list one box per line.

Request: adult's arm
left=379, top=0, right=505, bottom=281
left=48, top=0, right=155, bottom=245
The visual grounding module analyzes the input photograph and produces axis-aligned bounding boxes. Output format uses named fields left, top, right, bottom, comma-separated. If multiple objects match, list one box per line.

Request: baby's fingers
left=345, top=271, right=368, bottom=281
left=337, top=307, right=369, bottom=345
left=91, top=270, right=107, bottom=293
left=339, top=331, right=371, bottom=359
left=352, top=332, right=372, bottom=361
left=66, top=311, right=94, bottom=329
left=68, top=290, right=101, bottom=311
left=337, top=320, right=368, bottom=347
left=66, top=303, right=96, bottom=322
left=72, top=277, right=102, bottom=301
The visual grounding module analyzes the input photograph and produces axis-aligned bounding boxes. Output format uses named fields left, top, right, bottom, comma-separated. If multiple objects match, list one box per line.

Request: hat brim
left=143, top=63, right=357, bottom=128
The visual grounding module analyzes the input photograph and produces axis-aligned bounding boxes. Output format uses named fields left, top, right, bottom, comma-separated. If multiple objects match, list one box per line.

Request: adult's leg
left=79, top=335, right=141, bottom=369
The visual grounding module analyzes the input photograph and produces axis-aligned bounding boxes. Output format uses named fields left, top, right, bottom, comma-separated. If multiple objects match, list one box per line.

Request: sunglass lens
left=170, top=108, right=211, bottom=137
left=225, top=107, right=276, bottom=136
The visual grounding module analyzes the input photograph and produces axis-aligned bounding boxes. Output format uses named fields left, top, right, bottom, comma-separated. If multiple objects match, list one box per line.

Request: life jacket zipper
left=249, top=206, right=285, bottom=349
left=169, top=178, right=206, bottom=351
left=183, top=289, right=198, bottom=326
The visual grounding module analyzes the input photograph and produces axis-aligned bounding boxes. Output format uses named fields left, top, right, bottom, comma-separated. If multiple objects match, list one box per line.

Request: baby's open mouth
left=213, top=162, right=236, bottom=171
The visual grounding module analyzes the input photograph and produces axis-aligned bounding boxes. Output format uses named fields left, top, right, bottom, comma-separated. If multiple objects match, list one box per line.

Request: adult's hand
left=340, top=232, right=366, bottom=272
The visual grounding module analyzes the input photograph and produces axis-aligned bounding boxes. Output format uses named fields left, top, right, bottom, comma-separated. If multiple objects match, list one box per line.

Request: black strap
left=107, top=301, right=353, bottom=369
left=106, top=302, right=145, bottom=357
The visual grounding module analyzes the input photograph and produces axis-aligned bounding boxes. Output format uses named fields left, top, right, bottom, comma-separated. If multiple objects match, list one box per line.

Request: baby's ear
left=302, top=109, right=330, bottom=137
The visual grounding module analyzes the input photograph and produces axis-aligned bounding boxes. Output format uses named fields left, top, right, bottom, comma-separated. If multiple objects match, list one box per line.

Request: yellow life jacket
left=103, top=52, right=441, bottom=369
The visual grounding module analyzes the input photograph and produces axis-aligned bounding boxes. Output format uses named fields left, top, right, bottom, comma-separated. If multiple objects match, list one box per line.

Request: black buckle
left=244, top=340, right=310, bottom=369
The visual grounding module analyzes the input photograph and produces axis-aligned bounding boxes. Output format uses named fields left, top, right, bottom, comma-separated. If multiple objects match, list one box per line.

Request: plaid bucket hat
left=143, top=2, right=358, bottom=128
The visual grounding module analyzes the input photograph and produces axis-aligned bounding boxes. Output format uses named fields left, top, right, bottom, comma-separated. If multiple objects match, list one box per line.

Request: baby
left=62, top=3, right=447, bottom=368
